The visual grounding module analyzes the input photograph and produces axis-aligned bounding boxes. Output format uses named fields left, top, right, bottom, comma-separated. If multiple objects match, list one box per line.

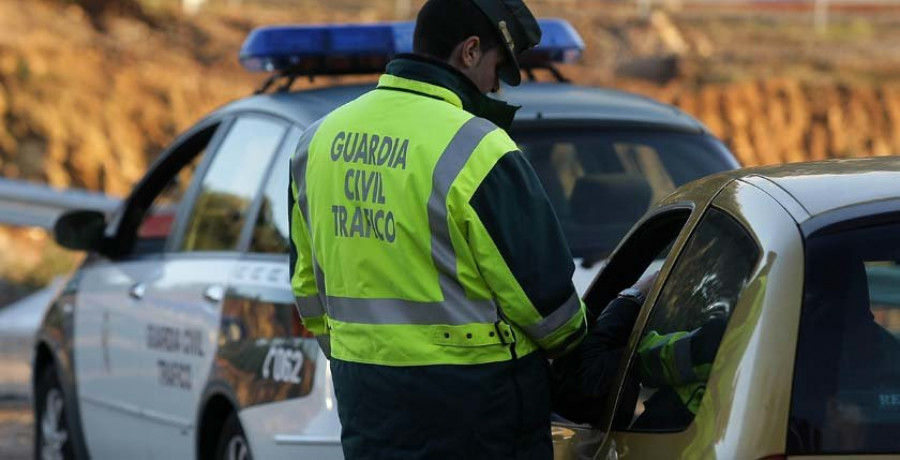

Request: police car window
left=249, top=139, right=292, bottom=254
left=181, top=117, right=286, bottom=252
left=615, top=208, right=760, bottom=432
left=513, top=129, right=733, bottom=261
left=789, top=219, right=900, bottom=455
left=132, top=126, right=217, bottom=256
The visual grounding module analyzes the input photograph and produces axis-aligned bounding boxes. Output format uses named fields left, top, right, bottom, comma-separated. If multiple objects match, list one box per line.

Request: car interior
left=518, top=135, right=681, bottom=263
left=790, top=217, right=900, bottom=454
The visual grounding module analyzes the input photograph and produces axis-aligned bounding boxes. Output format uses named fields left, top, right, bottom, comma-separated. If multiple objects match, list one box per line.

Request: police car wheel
left=35, top=366, right=74, bottom=460
left=216, top=413, right=253, bottom=460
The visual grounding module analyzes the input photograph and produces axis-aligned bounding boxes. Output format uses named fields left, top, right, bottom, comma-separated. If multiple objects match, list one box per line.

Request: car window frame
left=104, top=115, right=233, bottom=260
left=165, top=112, right=293, bottom=256
left=614, top=205, right=763, bottom=434
left=559, top=203, right=701, bottom=441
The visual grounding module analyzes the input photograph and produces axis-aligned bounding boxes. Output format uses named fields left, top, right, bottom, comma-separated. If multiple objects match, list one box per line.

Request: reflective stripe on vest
left=294, top=295, right=325, bottom=318
left=293, top=119, right=330, bottom=298
left=520, top=292, right=582, bottom=342
left=293, top=119, right=331, bottom=351
left=427, top=117, right=497, bottom=305
left=326, top=296, right=496, bottom=326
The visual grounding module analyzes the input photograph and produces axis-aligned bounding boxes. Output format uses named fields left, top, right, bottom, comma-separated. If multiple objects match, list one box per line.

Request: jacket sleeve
left=551, top=297, right=642, bottom=424
left=466, top=150, right=587, bottom=356
left=289, top=139, right=330, bottom=356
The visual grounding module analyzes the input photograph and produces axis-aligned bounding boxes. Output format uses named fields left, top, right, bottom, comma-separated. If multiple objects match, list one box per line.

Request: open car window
left=615, top=207, right=761, bottom=432
left=583, top=207, right=692, bottom=319
left=553, top=207, right=691, bottom=430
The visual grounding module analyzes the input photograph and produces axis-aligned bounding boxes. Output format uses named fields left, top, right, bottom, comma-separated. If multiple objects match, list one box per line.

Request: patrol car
left=31, top=20, right=738, bottom=460
left=554, top=157, right=900, bottom=459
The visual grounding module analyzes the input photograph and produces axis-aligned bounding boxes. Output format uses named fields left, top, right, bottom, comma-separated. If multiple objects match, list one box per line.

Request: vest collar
left=378, top=54, right=520, bottom=130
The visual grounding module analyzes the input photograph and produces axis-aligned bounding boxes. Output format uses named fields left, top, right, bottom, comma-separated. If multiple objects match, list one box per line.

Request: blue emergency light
left=519, top=19, right=585, bottom=68
left=239, top=19, right=583, bottom=78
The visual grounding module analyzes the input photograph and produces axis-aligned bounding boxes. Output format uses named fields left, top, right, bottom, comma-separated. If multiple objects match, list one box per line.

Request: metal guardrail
left=0, top=178, right=121, bottom=231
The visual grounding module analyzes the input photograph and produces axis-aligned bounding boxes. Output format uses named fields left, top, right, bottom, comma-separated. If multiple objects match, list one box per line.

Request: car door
left=596, top=180, right=803, bottom=459
left=135, top=115, right=288, bottom=459
left=74, top=121, right=225, bottom=459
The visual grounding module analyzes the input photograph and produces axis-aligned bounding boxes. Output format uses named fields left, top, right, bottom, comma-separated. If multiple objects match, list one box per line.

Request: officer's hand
left=689, top=313, right=728, bottom=365
left=632, top=270, right=660, bottom=298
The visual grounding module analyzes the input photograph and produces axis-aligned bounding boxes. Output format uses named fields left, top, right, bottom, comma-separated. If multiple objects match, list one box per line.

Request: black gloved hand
left=689, top=313, right=728, bottom=365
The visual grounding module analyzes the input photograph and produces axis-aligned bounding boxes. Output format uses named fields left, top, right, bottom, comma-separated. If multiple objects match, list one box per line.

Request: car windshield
left=790, top=217, right=900, bottom=455
left=512, top=128, right=734, bottom=259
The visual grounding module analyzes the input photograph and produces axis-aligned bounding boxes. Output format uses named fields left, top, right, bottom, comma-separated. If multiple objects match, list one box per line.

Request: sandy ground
left=0, top=399, right=32, bottom=460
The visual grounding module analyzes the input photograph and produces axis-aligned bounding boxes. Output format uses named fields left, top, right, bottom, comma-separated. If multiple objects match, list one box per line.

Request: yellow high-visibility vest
left=289, top=73, right=586, bottom=366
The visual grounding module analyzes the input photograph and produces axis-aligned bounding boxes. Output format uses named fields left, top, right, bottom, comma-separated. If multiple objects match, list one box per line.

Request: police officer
left=289, top=0, right=587, bottom=458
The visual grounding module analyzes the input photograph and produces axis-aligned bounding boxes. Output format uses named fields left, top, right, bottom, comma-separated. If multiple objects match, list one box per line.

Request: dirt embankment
left=549, top=2, right=900, bottom=166
left=0, top=0, right=899, bottom=291
left=0, top=1, right=255, bottom=196
left=2, top=1, right=899, bottom=190
left=647, top=80, right=900, bottom=166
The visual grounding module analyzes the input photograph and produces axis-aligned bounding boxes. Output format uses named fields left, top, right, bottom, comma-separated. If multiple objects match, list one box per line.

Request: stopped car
left=31, top=20, right=737, bottom=460
left=553, top=157, right=900, bottom=459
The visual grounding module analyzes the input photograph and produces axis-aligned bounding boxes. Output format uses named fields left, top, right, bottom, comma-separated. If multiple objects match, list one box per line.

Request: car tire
left=34, top=365, right=75, bottom=460
left=215, top=413, right=253, bottom=460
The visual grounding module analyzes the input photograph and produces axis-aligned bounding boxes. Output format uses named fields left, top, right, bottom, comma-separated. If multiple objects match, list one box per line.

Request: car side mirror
left=54, top=210, right=106, bottom=252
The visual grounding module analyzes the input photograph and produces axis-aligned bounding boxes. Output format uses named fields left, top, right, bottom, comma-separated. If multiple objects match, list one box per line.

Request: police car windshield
left=512, top=128, right=733, bottom=259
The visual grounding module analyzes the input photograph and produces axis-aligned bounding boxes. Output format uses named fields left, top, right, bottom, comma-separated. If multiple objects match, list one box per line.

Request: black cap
left=468, top=0, right=541, bottom=86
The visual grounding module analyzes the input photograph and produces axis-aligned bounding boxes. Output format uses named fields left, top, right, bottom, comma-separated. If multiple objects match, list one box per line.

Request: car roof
left=746, top=157, right=900, bottom=216
left=680, top=157, right=900, bottom=225
left=214, top=81, right=708, bottom=133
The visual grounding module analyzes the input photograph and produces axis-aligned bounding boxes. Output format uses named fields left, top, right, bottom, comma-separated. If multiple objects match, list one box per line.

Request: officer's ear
left=456, top=36, right=483, bottom=70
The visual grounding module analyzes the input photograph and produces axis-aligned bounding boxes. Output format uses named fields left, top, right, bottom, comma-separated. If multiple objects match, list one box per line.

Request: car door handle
left=203, top=285, right=225, bottom=304
left=129, top=283, right=146, bottom=300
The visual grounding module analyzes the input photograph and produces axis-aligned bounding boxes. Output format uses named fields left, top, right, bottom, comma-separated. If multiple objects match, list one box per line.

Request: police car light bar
left=239, top=19, right=583, bottom=78
left=520, top=19, right=585, bottom=68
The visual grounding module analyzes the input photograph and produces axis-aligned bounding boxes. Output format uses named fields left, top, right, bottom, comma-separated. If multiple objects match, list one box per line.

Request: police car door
left=219, top=127, right=342, bottom=459
left=135, top=115, right=288, bottom=459
left=74, top=122, right=224, bottom=459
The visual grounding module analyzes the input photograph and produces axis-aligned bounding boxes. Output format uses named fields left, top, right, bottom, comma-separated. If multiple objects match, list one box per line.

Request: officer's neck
left=386, top=54, right=519, bottom=129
